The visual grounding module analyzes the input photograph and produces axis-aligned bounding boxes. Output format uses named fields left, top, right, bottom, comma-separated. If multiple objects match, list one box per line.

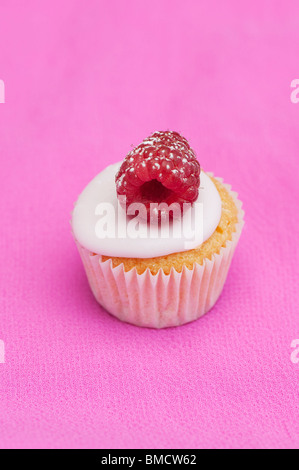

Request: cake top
left=72, top=131, right=222, bottom=258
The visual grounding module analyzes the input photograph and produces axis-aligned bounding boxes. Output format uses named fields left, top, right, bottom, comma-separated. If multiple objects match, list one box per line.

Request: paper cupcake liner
left=74, top=174, right=244, bottom=328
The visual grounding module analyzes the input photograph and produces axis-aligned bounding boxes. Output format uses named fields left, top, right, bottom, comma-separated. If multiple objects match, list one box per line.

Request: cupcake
left=72, top=131, right=244, bottom=328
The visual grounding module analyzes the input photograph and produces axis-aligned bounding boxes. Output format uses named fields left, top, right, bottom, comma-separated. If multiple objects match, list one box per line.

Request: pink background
left=0, top=0, right=299, bottom=449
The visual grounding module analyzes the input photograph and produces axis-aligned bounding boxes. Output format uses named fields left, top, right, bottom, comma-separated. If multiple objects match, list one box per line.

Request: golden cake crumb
left=102, top=176, right=239, bottom=275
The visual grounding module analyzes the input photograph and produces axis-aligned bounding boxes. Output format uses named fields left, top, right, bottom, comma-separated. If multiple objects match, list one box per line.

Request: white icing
left=72, top=162, right=222, bottom=258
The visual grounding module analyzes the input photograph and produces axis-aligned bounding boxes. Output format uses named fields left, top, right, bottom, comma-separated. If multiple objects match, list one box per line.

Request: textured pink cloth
left=0, top=0, right=298, bottom=449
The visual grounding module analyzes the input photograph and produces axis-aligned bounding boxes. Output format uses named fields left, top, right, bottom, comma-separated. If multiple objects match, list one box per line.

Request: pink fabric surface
left=0, top=0, right=298, bottom=449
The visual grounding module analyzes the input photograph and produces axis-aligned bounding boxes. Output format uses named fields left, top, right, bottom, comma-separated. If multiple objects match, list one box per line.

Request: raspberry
left=115, top=131, right=201, bottom=221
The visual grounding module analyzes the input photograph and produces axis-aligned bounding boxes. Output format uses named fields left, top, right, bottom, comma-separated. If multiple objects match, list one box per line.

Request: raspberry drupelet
left=115, top=131, right=201, bottom=221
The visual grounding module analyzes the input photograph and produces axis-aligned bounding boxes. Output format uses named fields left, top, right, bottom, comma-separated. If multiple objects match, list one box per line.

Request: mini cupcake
left=72, top=131, right=244, bottom=328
